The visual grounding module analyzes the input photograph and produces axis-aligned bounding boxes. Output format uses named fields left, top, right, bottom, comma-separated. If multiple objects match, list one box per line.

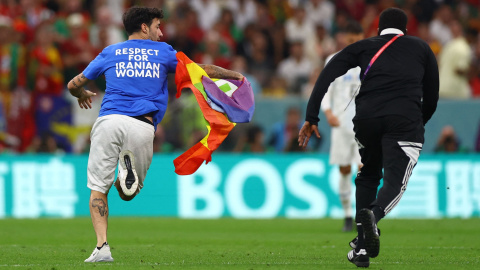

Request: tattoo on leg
left=91, top=198, right=108, bottom=216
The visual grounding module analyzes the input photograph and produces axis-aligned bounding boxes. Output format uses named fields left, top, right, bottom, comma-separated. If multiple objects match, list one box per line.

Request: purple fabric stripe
left=202, top=76, right=255, bottom=123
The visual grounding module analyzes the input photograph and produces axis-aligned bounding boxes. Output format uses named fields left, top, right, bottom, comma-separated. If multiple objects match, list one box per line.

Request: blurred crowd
left=0, top=0, right=479, bottom=154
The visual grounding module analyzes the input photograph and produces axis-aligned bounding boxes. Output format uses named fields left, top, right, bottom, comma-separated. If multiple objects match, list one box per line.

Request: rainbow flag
left=174, top=52, right=254, bottom=175
left=202, top=76, right=254, bottom=123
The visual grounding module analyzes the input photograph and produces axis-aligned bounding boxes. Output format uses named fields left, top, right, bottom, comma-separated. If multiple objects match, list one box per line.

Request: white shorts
left=329, top=127, right=362, bottom=166
left=87, top=114, right=155, bottom=194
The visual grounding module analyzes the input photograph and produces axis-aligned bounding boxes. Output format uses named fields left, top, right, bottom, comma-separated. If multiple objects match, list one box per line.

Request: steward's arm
left=305, top=44, right=360, bottom=125
left=421, top=44, right=439, bottom=125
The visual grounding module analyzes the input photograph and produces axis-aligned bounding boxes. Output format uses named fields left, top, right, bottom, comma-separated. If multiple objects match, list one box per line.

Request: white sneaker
left=84, top=243, right=114, bottom=262
left=118, top=150, right=139, bottom=196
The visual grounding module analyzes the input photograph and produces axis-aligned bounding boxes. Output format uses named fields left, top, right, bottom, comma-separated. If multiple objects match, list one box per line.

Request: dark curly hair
left=122, top=6, right=164, bottom=36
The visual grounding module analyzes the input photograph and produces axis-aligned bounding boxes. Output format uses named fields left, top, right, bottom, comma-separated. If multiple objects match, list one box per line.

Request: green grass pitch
left=0, top=218, right=479, bottom=269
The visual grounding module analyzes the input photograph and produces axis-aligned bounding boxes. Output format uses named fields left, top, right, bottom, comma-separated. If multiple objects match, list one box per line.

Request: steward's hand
left=298, top=121, right=321, bottom=148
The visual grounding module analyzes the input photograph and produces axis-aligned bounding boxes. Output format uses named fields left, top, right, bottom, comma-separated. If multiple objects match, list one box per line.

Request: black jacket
left=306, top=32, right=439, bottom=126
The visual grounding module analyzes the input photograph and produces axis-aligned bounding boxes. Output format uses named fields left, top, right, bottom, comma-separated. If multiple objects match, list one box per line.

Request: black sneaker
left=343, top=217, right=353, bottom=232
left=347, top=249, right=369, bottom=267
left=349, top=228, right=380, bottom=249
left=358, top=208, right=380, bottom=258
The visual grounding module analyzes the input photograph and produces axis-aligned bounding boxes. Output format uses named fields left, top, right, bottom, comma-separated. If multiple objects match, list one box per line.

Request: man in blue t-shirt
left=67, top=6, right=243, bottom=263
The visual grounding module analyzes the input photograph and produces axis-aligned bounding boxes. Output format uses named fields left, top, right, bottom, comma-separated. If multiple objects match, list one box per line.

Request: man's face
left=147, top=18, right=162, bottom=41
left=345, top=33, right=364, bottom=45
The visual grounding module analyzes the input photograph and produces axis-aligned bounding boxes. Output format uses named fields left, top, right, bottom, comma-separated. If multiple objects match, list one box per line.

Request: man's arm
left=198, top=64, right=244, bottom=80
left=67, top=73, right=96, bottom=109
left=421, top=46, right=439, bottom=125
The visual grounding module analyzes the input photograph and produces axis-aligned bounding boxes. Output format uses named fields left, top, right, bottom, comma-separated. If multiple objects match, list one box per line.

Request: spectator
left=89, top=5, right=126, bottom=49
left=439, top=20, right=472, bottom=99
left=0, top=15, right=26, bottom=92
left=0, top=0, right=23, bottom=18
left=194, top=30, right=232, bottom=69
left=180, top=5, right=204, bottom=45
left=331, top=9, right=350, bottom=36
left=417, top=22, right=442, bottom=56
left=429, top=4, right=453, bottom=46
left=285, top=6, right=315, bottom=43
left=306, top=0, right=335, bottom=32
left=36, top=132, right=65, bottom=154
left=168, top=17, right=197, bottom=58
left=54, top=0, right=90, bottom=40
left=100, top=0, right=127, bottom=26
left=226, top=0, right=257, bottom=30
left=361, top=4, right=379, bottom=37
left=304, top=24, right=336, bottom=69
left=255, top=2, right=275, bottom=31
left=270, top=23, right=289, bottom=66
left=277, top=41, right=313, bottom=94
left=5, top=87, right=35, bottom=152
left=236, top=23, right=257, bottom=59
left=20, top=0, right=54, bottom=43
left=267, top=0, right=293, bottom=24
left=60, top=13, right=97, bottom=83
left=246, top=30, right=274, bottom=87
left=269, top=107, right=303, bottom=152
left=336, top=0, right=365, bottom=22
left=435, top=125, right=468, bottom=153
left=28, top=22, right=63, bottom=96
left=214, top=8, right=242, bottom=53
left=190, top=0, right=220, bottom=31
left=234, top=124, right=265, bottom=153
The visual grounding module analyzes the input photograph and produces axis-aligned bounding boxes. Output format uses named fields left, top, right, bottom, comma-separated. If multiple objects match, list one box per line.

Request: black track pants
left=353, top=115, right=424, bottom=221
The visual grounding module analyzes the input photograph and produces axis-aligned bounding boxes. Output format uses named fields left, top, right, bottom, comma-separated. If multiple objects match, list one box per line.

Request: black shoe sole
left=351, top=260, right=370, bottom=268
left=124, top=155, right=135, bottom=189
left=359, top=209, right=380, bottom=258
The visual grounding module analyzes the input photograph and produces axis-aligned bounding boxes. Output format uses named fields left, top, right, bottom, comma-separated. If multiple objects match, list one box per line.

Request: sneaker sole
left=86, top=257, right=114, bottom=263
left=359, top=209, right=380, bottom=258
left=349, top=259, right=369, bottom=268
left=119, top=150, right=139, bottom=197
left=349, top=237, right=358, bottom=249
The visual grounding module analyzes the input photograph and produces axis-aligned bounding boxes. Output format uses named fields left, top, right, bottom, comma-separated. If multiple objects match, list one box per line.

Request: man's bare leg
left=89, top=190, right=109, bottom=247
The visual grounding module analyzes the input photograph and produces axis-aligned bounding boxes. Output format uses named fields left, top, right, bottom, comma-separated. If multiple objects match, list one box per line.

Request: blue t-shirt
left=83, top=39, right=178, bottom=128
